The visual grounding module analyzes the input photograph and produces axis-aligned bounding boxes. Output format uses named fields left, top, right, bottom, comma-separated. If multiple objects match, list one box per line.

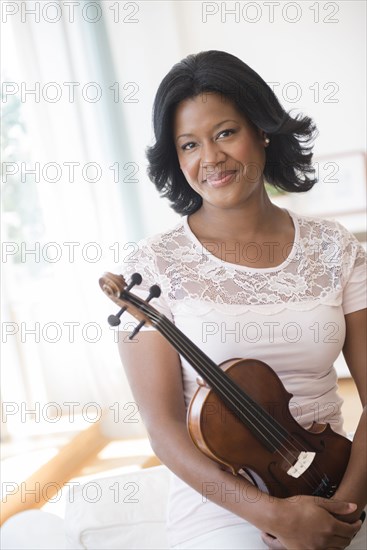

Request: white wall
left=104, top=0, right=366, bottom=235
left=2, top=1, right=364, bottom=420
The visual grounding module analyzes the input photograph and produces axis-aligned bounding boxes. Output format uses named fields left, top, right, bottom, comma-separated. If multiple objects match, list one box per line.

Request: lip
left=205, top=171, right=237, bottom=188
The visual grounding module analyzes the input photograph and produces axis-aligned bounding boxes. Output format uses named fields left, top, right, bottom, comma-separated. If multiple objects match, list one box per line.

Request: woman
left=117, top=51, right=366, bottom=549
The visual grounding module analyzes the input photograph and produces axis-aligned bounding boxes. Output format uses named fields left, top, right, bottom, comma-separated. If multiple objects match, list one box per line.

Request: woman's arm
left=118, top=330, right=361, bottom=549
left=332, top=307, right=367, bottom=521
left=117, top=330, right=278, bottom=530
left=262, top=308, right=366, bottom=548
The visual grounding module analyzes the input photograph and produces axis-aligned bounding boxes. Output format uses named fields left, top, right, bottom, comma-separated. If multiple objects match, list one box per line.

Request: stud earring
left=264, top=137, right=270, bottom=144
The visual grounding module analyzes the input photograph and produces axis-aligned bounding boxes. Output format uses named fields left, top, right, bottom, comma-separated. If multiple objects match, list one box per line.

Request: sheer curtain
left=3, top=1, right=365, bottom=440
left=1, top=0, right=179, bottom=439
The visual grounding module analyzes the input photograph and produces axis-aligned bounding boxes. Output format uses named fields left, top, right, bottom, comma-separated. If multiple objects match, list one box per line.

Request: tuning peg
left=107, top=272, right=143, bottom=327
left=148, top=284, right=161, bottom=299
left=128, top=283, right=162, bottom=340
left=108, top=308, right=126, bottom=327
left=126, top=272, right=142, bottom=292
left=129, top=320, right=145, bottom=340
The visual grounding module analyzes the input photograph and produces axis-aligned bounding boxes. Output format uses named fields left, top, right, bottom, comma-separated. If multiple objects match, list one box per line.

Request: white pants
left=171, top=516, right=367, bottom=550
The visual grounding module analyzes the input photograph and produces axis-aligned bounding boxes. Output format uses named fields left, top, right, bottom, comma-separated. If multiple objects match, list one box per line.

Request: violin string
left=160, top=321, right=284, bottom=442
left=126, top=295, right=323, bottom=490
left=159, top=318, right=299, bottom=450
left=155, top=312, right=317, bottom=484
left=157, top=316, right=324, bottom=489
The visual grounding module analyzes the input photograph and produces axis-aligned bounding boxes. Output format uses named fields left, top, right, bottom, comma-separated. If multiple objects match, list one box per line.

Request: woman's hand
left=261, top=495, right=363, bottom=550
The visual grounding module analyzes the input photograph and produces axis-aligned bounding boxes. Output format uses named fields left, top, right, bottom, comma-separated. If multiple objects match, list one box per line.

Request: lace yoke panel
left=122, top=213, right=366, bottom=313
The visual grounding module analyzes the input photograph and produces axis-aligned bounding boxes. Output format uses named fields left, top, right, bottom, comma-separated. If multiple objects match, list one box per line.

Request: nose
left=200, top=141, right=227, bottom=180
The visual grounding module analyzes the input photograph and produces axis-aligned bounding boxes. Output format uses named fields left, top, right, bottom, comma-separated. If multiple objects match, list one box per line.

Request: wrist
left=258, top=496, right=290, bottom=535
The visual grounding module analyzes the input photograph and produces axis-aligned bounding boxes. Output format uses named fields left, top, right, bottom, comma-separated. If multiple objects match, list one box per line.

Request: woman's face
left=173, top=92, right=267, bottom=211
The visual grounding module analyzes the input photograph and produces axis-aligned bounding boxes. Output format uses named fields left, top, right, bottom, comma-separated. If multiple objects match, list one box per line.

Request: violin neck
left=126, top=292, right=218, bottom=382
left=125, top=293, right=283, bottom=450
left=155, top=315, right=221, bottom=385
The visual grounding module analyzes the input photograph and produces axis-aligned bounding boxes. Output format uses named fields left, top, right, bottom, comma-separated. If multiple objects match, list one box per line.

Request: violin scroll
left=99, top=272, right=160, bottom=335
left=99, top=272, right=127, bottom=298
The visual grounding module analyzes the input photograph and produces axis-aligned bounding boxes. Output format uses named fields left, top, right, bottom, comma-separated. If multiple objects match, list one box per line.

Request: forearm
left=149, top=419, right=283, bottom=534
left=334, top=406, right=367, bottom=521
left=149, top=420, right=363, bottom=549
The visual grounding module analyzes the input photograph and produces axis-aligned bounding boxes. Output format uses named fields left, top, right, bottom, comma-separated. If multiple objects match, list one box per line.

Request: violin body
left=100, top=272, right=352, bottom=500
left=188, top=357, right=351, bottom=499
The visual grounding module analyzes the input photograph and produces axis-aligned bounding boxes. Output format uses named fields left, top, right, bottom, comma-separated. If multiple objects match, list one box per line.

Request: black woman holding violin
left=101, top=51, right=366, bottom=549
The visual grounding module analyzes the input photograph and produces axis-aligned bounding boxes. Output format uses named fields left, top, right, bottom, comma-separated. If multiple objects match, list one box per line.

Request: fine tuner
left=103, top=272, right=161, bottom=340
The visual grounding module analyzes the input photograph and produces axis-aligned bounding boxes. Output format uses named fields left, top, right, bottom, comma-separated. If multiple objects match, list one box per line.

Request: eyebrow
left=175, top=119, right=238, bottom=142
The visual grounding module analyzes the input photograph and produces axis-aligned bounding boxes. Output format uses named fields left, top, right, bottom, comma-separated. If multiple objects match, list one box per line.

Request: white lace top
left=119, top=209, right=366, bottom=546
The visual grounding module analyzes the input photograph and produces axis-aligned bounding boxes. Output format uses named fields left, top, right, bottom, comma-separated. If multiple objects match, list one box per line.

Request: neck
left=190, top=186, right=282, bottom=240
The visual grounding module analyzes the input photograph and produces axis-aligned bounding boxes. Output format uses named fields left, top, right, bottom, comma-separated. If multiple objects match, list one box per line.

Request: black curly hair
left=146, top=50, right=318, bottom=215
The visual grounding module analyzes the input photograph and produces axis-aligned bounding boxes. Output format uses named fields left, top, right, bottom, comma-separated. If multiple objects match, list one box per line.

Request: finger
left=332, top=517, right=363, bottom=538
left=316, top=523, right=363, bottom=550
left=317, top=499, right=357, bottom=516
left=260, top=532, right=285, bottom=549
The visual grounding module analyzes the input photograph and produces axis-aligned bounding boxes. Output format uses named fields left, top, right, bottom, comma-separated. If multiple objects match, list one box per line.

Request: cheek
left=233, top=137, right=260, bottom=157
left=236, top=141, right=266, bottom=171
left=179, top=154, right=199, bottom=180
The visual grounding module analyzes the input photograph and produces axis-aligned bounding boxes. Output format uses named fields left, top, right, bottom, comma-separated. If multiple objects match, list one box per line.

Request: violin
left=99, top=271, right=352, bottom=499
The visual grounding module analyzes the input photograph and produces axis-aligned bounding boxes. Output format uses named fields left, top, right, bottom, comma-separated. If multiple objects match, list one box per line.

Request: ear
left=258, top=128, right=270, bottom=146
left=258, top=133, right=265, bottom=147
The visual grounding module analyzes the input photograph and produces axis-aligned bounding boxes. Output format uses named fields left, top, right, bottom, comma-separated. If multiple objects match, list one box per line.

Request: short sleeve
left=116, top=239, right=173, bottom=332
left=338, top=223, right=367, bottom=315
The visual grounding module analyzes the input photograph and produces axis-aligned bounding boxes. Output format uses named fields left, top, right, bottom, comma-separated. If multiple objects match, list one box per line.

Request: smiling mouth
left=204, top=171, right=238, bottom=187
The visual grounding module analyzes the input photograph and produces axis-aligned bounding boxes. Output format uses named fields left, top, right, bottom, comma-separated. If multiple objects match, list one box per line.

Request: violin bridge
left=287, top=451, right=316, bottom=478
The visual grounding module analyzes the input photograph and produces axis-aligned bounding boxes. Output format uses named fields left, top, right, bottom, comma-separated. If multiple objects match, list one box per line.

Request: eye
left=181, top=141, right=196, bottom=151
left=217, top=128, right=236, bottom=139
